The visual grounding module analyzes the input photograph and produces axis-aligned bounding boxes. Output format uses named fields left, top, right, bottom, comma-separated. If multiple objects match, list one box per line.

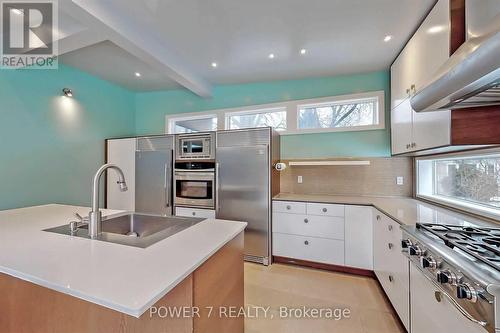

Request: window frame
left=164, top=91, right=385, bottom=135
left=295, top=94, right=382, bottom=134
left=415, top=148, right=500, bottom=221
left=166, top=113, right=218, bottom=134
left=225, top=106, right=287, bottom=131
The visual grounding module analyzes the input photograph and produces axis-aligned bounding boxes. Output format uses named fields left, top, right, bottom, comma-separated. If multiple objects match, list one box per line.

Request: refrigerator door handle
left=216, top=162, right=220, bottom=213
left=164, top=163, right=171, bottom=208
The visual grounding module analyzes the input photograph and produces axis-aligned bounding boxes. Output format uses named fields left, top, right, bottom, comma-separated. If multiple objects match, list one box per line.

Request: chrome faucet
left=88, top=164, right=128, bottom=239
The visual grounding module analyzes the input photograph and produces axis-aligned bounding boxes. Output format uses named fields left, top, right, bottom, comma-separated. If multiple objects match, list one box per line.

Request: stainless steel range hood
left=411, top=8, right=500, bottom=112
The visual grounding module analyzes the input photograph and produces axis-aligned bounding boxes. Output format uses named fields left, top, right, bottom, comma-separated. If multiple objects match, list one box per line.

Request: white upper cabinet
left=391, top=99, right=414, bottom=154
left=411, top=0, right=451, bottom=91
left=390, top=0, right=453, bottom=155
left=412, top=108, right=451, bottom=152
left=391, top=38, right=415, bottom=110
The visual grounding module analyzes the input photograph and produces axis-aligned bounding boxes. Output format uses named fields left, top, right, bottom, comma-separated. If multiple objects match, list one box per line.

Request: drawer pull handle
left=388, top=243, right=394, bottom=250
left=376, top=215, right=381, bottom=221
left=322, top=208, right=327, bottom=213
left=388, top=275, right=394, bottom=283
left=304, top=240, right=309, bottom=245
left=286, top=205, right=291, bottom=210
left=304, top=218, right=309, bottom=223
left=388, top=225, right=393, bottom=231
left=192, top=212, right=196, bottom=216
left=434, top=291, right=442, bottom=303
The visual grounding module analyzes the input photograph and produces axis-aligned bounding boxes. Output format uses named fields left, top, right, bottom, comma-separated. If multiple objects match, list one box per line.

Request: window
left=416, top=151, right=500, bottom=219
left=226, top=108, right=287, bottom=131
left=168, top=114, right=217, bottom=134
left=298, top=97, right=379, bottom=130
left=164, top=91, right=384, bottom=135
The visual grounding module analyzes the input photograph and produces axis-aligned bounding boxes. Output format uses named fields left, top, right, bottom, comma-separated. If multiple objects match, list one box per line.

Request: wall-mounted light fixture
left=62, top=88, right=73, bottom=97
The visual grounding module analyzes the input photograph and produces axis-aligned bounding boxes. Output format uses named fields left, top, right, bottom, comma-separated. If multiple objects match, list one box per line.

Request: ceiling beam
left=59, top=0, right=212, bottom=97
left=56, top=29, right=107, bottom=56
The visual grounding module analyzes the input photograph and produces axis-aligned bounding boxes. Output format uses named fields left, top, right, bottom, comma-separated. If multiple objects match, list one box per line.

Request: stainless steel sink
left=44, top=213, right=205, bottom=248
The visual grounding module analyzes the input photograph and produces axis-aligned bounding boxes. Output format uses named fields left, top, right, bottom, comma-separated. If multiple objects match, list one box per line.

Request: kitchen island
left=0, top=204, right=246, bottom=333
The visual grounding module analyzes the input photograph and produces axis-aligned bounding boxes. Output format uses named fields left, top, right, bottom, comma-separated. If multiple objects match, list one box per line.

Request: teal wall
left=0, top=65, right=135, bottom=210
left=1, top=68, right=389, bottom=210
left=135, top=71, right=391, bottom=158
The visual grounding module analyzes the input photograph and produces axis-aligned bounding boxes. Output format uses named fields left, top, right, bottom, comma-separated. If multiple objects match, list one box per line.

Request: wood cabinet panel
left=451, top=106, right=500, bottom=144
left=0, top=233, right=245, bottom=333
left=0, top=273, right=193, bottom=333
left=193, top=232, right=244, bottom=333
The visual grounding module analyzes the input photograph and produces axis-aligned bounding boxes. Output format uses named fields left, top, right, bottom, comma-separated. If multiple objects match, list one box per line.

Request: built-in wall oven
left=174, top=161, right=215, bottom=208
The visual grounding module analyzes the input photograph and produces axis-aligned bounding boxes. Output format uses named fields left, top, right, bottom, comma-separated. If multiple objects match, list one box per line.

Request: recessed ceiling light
left=268, top=53, right=275, bottom=59
left=134, top=72, right=141, bottom=77
left=300, top=49, right=307, bottom=55
left=427, top=25, right=444, bottom=34
left=211, top=62, right=218, bottom=68
left=11, top=8, right=23, bottom=15
left=383, top=35, right=393, bottom=42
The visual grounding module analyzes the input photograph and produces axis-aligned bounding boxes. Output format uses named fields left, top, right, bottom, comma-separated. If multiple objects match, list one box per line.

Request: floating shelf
left=288, top=161, right=371, bottom=166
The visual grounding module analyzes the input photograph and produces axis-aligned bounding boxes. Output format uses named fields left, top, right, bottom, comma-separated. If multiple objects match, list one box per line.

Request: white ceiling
left=58, top=0, right=437, bottom=93
left=60, top=41, right=181, bottom=91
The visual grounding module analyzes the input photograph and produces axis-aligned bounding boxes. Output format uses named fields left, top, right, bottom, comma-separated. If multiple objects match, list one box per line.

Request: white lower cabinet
left=175, top=207, right=216, bottom=219
left=273, top=201, right=373, bottom=270
left=410, top=263, right=485, bottom=333
left=345, top=206, right=373, bottom=270
left=273, top=213, right=344, bottom=240
left=273, top=233, right=345, bottom=265
left=273, top=201, right=412, bottom=331
left=373, top=209, right=409, bottom=330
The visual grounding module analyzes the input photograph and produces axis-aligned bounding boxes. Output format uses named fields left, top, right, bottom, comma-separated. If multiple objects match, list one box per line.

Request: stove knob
left=420, top=256, right=439, bottom=269
left=409, top=245, right=424, bottom=256
left=456, top=283, right=478, bottom=303
left=436, top=270, right=458, bottom=285
left=401, top=239, right=412, bottom=249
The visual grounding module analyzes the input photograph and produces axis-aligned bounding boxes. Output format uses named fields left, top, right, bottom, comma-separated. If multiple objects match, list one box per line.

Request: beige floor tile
left=244, top=263, right=405, bottom=333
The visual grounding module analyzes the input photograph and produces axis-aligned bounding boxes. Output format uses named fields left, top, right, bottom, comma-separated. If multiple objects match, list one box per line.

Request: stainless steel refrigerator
left=216, top=128, right=280, bottom=265
left=135, top=136, right=174, bottom=216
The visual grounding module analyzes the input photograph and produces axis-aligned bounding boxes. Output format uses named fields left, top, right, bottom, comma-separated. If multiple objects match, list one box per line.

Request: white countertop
left=274, top=193, right=499, bottom=228
left=0, top=204, right=246, bottom=317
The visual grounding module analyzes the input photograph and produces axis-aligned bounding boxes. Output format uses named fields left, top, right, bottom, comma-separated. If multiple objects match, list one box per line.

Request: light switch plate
left=297, top=176, right=303, bottom=184
left=396, top=176, right=404, bottom=185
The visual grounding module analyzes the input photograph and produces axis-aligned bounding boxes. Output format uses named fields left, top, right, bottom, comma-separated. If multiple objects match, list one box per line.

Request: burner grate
left=417, top=223, right=500, bottom=271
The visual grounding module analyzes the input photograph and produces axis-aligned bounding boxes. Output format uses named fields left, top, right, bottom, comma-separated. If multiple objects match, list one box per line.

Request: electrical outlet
left=297, top=176, right=303, bottom=184
left=396, top=176, right=404, bottom=185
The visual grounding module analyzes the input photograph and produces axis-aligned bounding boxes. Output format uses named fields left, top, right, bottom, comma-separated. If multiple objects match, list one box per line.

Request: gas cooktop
left=416, top=223, right=500, bottom=272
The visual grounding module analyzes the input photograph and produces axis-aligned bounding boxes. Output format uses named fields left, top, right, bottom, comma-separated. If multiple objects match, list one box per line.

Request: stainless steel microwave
left=175, top=132, right=215, bottom=160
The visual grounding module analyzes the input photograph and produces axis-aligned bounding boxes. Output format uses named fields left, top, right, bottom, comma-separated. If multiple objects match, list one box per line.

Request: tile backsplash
left=280, top=157, right=413, bottom=197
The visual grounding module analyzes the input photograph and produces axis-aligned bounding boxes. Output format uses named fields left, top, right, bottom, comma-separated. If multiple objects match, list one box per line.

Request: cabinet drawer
left=377, top=270, right=409, bottom=330
left=306, top=203, right=344, bottom=217
left=273, top=213, right=344, bottom=240
left=273, top=233, right=345, bottom=266
left=175, top=207, right=215, bottom=219
left=273, top=201, right=306, bottom=214
left=374, top=212, right=401, bottom=242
